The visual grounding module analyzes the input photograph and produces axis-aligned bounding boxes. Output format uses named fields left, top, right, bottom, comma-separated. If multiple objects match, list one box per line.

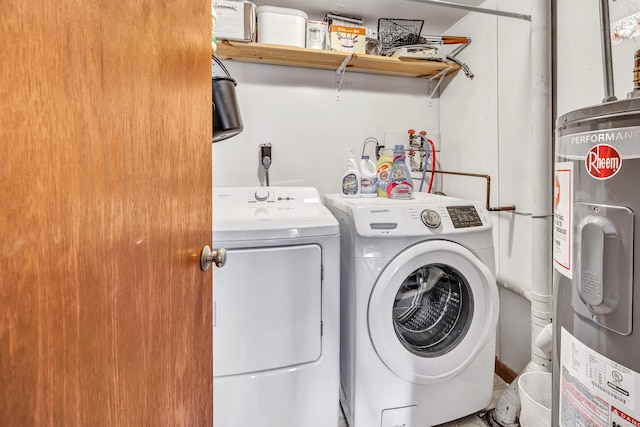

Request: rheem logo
left=585, top=144, right=622, bottom=180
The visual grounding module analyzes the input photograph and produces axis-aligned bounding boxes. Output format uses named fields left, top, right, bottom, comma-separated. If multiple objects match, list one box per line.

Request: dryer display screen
left=446, top=206, right=482, bottom=228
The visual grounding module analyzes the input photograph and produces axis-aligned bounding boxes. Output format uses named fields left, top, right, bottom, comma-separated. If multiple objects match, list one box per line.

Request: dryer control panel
left=213, top=187, right=339, bottom=241
left=215, top=187, right=321, bottom=205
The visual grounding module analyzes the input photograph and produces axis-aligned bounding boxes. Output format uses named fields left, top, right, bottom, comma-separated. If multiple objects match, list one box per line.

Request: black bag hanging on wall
left=212, top=55, right=244, bottom=142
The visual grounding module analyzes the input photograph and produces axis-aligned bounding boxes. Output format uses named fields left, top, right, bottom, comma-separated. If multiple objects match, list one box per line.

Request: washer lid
left=214, top=187, right=339, bottom=241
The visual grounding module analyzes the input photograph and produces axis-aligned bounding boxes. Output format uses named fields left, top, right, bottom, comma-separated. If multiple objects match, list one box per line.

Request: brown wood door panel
left=1, top=1, right=212, bottom=425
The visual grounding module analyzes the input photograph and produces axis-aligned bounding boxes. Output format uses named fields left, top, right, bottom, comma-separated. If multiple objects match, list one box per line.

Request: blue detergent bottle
left=387, top=144, right=413, bottom=199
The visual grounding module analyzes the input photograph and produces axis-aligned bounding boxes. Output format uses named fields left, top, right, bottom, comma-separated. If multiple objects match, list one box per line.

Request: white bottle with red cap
left=360, top=155, right=378, bottom=198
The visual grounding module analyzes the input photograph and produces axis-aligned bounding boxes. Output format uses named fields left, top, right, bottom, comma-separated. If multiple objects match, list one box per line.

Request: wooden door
left=0, top=1, right=212, bottom=425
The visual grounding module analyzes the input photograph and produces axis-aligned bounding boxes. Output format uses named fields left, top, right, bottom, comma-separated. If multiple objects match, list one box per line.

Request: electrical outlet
left=259, top=143, right=272, bottom=169
left=259, top=143, right=272, bottom=161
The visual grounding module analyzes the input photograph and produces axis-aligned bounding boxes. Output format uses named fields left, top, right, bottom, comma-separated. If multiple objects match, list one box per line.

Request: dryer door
left=368, top=240, right=498, bottom=385
left=213, top=244, right=322, bottom=377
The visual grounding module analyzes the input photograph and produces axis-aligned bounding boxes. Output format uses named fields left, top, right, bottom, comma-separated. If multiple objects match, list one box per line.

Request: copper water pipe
left=429, top=170, right=516, bottom=212
left=634, top=49, right=640, bottom=91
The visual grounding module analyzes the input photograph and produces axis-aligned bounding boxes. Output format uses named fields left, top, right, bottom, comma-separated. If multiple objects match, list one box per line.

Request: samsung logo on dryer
left=370, top=209, right=390, bottom=214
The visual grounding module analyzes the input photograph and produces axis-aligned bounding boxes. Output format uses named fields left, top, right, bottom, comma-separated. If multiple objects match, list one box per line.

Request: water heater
left=553, top=98, right=640, bottom=426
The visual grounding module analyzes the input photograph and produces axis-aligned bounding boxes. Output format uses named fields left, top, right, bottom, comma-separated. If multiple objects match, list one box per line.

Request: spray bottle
left=341, top=150, right=361, bottom=198
left=387, top=144, right=413, bottom=199
left=360, top=155, right=377, bottom=198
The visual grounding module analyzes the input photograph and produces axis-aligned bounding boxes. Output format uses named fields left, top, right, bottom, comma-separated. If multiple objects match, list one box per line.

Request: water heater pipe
left=599, top=0, right=617, bottom=102
left=407, top=0, right=531, bottom=21
left=529, top=0, right=553, bottom=352
left=489, top=0, right=553, bottom=424
left=427, top=169, right=516, bottom=212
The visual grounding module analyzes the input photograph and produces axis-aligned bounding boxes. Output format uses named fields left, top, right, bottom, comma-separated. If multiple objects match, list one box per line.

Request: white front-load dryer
left=213, top=187, right=340, bottom=427
left=324, top=193, right=499, bottom=427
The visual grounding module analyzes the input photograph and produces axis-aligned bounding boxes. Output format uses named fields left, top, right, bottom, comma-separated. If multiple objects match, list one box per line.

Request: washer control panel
left=323, top=194, right=493, bottom=237
left=352, top=202, right=491, bottom=237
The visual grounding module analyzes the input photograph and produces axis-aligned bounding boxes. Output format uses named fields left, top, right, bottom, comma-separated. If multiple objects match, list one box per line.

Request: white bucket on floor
left=518, top=371, right=551, bottom=427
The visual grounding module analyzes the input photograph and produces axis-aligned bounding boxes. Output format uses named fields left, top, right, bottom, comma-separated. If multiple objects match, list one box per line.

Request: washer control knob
left=421, top=209, right=441, bottom=228
left=254, top=188, right=270, bottom=201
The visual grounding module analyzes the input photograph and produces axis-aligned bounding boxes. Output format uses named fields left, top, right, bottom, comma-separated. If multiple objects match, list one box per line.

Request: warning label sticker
left=553, top=162, right=573, bottom=278
left=612, top=406, right=640, bottom=426
left=560, top=328, right=640, bottom=427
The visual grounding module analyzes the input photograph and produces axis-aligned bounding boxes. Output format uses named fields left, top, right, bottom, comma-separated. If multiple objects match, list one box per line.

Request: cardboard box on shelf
left=324, top=12, right=364, bottom=28
left=307, top=20, right=329, bottom=50
left=213, top=1, right=256, bottom=42
left=329, top=25, right=366, bottom=54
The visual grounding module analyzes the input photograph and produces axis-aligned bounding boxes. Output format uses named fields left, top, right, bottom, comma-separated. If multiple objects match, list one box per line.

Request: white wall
left=440, top=0, right=535, bottom=373
left=556, top=0, right=639, bottom=115
left=212, top=62, right=439, bottom=196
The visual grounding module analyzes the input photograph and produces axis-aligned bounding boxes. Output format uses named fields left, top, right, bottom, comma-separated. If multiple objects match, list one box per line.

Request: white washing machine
left=324, top=193, right=499, bottom=427
left=212, top=187, right=340, bottom=427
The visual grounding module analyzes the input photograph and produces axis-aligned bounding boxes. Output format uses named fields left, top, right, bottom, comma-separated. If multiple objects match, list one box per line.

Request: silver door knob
left=201, top=246, right=227, bottom=271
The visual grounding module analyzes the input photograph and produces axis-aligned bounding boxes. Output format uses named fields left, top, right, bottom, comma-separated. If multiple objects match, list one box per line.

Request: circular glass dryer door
left=368, top=240, right=498, bottom=385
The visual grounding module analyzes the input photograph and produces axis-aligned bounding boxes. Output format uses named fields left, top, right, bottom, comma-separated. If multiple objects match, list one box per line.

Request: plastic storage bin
left=518, top=371, right=552, bottom=427
left=257, top=6, right=307, bottom=48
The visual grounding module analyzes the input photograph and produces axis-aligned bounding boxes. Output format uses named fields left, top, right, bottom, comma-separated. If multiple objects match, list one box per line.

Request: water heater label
left=585, top=144, right=622, bottom=180
left=558, top=125, right=640, bottom=162
left=553, top=162, right=573, bottom=278
left=560, top=327, right=640, bottom=427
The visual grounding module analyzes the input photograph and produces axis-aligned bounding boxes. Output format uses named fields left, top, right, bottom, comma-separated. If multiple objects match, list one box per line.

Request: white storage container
left=518, top=371, right=551, bottom=427
left=257, top=6, right=307, bottom=48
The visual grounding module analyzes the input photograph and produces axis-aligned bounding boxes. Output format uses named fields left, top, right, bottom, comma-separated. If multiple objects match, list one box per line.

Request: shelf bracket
left=449, top=39, right=471, bottom=59
left=335, top=56, right=352, bottom=100
left=427, top=66, right=453, bottom=98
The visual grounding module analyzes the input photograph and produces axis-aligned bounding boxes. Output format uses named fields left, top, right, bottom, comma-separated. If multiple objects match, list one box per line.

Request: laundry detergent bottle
left=341, top=150, right=361, bottom=198
left=387, top=144, right=414, bottom=199
left=360, top=155, right=377, bottom=198
left=376, top=148, right=393, bottom=197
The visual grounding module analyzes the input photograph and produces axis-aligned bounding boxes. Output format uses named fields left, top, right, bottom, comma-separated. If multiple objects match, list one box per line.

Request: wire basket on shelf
left=377, top=18, right=424, bottom=51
